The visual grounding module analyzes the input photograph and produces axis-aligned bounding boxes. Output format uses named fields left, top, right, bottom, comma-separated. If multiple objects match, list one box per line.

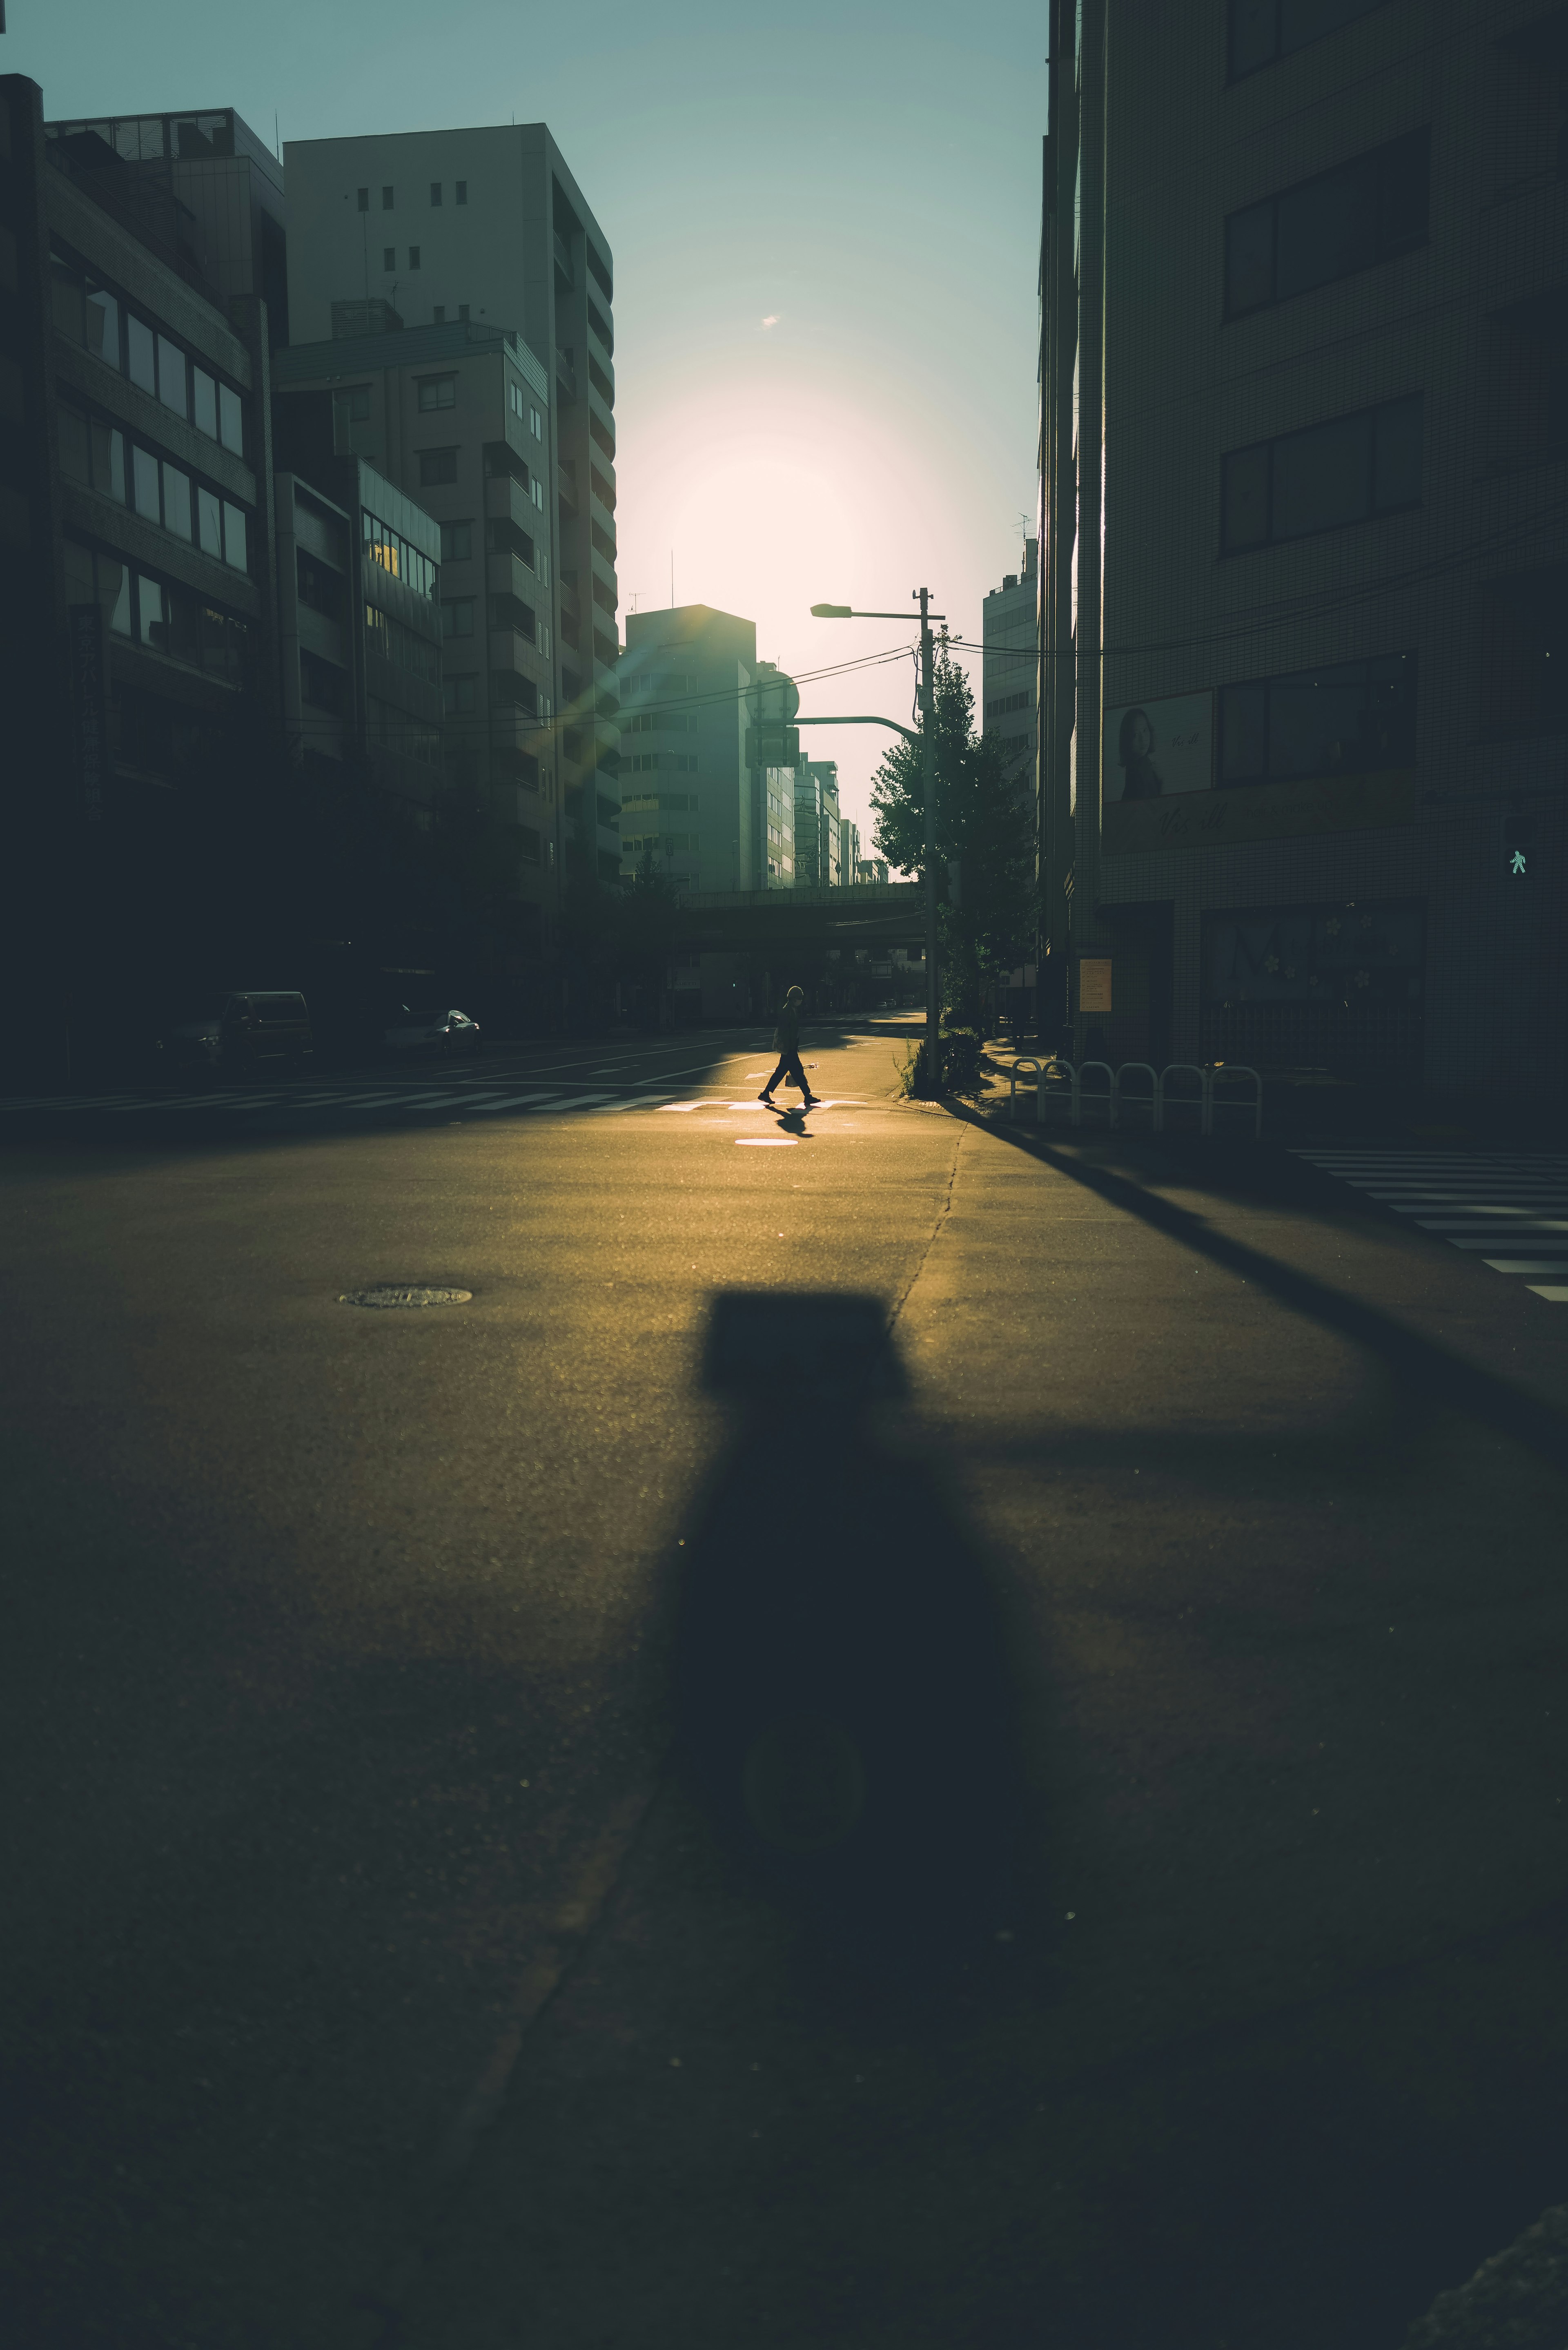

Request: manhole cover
left=339, top=1284, right=473, bottom=1309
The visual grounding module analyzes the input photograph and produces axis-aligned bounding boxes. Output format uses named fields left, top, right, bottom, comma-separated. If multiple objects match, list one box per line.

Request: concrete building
left=43, top=103, right=289, bottom=345
left=982, top=535, right=1038, bottom=794
left=619, top=604, right=756, bottom=890
left=793, top=759, right=842, bottom=888
left=1040, top=0, right=1568, bottom=1099
left=273, top=458, right=443, bottom=822
left=2, top=74, right=280, bottom=1068
left=273, top=321, right=560, bottom=963
left=841, top=816, right=862, bottom=885
left=281, top=124, right=621, bottom=892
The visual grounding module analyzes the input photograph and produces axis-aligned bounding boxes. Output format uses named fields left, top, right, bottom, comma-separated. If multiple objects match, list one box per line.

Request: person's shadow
left=671, top=1292, right=1025, bottom=1984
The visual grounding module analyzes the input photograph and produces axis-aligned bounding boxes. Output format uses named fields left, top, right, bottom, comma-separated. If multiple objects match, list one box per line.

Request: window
left=532, top=477, right=545, bottom=511
left=1225, top=131, right=1428, bottom=319
left=530, top=405, right=542, bottom=440
left=85, top=284, right=118, bottom=366
left=157, top=334, right=187, bottom=417
left=364, top=603, right=440, bottom=681
left=332, top=386, right=372, bottom=442
left=138, top=573, right=167, bottom=651
left=443, top=675, right=477, bottom=715
left=363, top=509, right=438, bottom=599
left=408, top=246, right=421, bottom=271
left=1481, top=568, right=1568, bottom=740
left=127, top=314, right=156, bottom=394
left=430, top=182, right=442, bottom=207
left=418, top=446, right=458, bottom=487
left=1227, top=0, right=1388, bottom=81
left=455, top=180, right=467, bottom=205
left=440, top=519, right=472, bottom=562
left=198, top=485, right=222, bottom=556
left=193, top=367, right=217, bottom=438
left=383, top=246, right=396, bottom=271
left=417, top=374, right=456, bottom=411
left=1219, top=652, right=1416, bottom=785
left=382, top=185, right=394, bottom=210
left=222, top=501, right=248, bottom=572
left=441, top=597, right=475, bottom=638
left=58, top=403, right=91, bottom=484
left=1221, top=394, right=1421, bottom=552
left=218, top=384, right=243, bottom=455
left=132, top=443, right=160, bottom=519
left=357, top=187, right=370, bottom=212
left=162, top=461, right=192, bottom=540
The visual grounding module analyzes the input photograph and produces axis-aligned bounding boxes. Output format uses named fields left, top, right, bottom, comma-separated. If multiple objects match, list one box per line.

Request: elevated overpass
left=673, top=883, right=924, bottom=957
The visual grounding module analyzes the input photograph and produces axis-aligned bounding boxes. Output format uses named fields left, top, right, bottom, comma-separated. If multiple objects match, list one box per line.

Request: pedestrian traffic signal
left=1502, top=812, right=1534, bottom=878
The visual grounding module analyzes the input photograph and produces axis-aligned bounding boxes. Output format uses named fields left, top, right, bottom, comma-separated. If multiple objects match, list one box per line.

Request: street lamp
left=807, top=591, right=944, bottom=1070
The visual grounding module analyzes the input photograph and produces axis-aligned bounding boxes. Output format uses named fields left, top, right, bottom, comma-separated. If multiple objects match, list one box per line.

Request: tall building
left=793, top=759, right=842, bottom=888
left=283, top=125, right=621, bottom=893
left=619, top=604, right=755, bottom=890
left=2, top=75, right=280, bottom=1074
left=1039, top=0, right=1567, bottom=1097
left=841, top=816, right=862, bottom=885
left=982, top=536, right=1038, bottom=794
left=42, top=104, right=289, bottom=342
left=273, top=321, right=560, bottom=970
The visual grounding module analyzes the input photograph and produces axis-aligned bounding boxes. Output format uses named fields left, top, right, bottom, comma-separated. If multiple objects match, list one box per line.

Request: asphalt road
left=2, top=1027, right=1567, bottom=2350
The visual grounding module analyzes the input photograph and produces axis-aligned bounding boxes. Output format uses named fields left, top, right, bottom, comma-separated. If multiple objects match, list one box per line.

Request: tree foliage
left=868, top=639, right=1036, bottom=1024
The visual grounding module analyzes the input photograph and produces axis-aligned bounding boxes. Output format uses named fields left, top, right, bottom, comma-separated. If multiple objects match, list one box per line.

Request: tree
left=869, top=637, right=1036, bottom=1028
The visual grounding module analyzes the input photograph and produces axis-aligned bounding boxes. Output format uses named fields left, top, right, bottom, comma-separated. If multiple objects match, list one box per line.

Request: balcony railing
left=555, top=346, right=577, bottom=402
left=557, top=463, right=579, bottom=516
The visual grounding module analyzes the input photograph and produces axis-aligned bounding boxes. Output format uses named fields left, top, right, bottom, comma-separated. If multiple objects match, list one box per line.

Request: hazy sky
left=11, top=0, right=1044, bottom=853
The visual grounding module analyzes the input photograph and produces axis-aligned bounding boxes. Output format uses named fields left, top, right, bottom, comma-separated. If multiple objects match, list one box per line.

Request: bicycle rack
left=1155, top=1064, right=1211, bottom=1136
left=1002, top=1060, right=1263, bottom=1140
left=1111, top=1062, right=1158, bottom=1131
left=1071, top=1061, right=1114, bottom=1128
left=1209, top=1063, right=1263, bottom=1139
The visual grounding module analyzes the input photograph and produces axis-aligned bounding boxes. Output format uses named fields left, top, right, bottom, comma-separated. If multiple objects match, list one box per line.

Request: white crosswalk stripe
left=0, top=1079, right=867, bottom=1127
left=1295, top=1150, right=1568, bottom=1303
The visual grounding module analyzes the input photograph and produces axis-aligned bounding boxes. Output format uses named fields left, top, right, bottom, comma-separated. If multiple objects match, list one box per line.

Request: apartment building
left=274, top=321, right=558, bottom=959
left=620, top=604, right=755, bottom=890
left=273, top=459, right=443, bottom=821
left=2, top=75, right=278, bottom=1066
left=43, top=102, right=288, bottom=343
left=282, top=125, right=621, bottom=890
left=793, top=759, right=843, bottom=888
left=982, top=535, right=1038, bottom=793
left=1040, top=0, right=1568, bottom=1098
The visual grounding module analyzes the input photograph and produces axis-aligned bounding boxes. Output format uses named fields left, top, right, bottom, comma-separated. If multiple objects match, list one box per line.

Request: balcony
left=553, top=230, right=575, bottom=287
left=555, top=346, right=577, bottom=404
left=485, top=473, right=535, bottom=533
left=558, top=575, right=581, bottom=624
left=557, top=462, right=579, bottom=517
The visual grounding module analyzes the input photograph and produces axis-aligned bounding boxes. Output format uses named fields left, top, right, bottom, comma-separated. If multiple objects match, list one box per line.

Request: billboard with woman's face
left=1104, top=691, right=1213, bottom=802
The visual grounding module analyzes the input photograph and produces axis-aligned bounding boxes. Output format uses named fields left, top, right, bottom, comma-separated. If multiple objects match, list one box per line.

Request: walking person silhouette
left=759, top=985, right=819, bottom=1110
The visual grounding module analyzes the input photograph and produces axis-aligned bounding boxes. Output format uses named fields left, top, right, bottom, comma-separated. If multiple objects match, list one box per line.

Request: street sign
left=745, top=673, right=800, bottom=728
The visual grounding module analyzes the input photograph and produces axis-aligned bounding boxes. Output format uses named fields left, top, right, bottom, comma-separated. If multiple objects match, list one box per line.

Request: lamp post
left=808, top=591, right=943, bottom=1070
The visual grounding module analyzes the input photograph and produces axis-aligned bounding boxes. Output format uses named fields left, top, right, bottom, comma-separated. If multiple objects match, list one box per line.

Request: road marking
left=1296, top=1149, right=1568, bottom=1303
left=736, top=1137, right=798, bottom=1146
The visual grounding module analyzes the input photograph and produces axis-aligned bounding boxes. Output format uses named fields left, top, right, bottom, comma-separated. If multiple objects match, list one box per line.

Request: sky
left=9, top=0, right=1045, bottom=858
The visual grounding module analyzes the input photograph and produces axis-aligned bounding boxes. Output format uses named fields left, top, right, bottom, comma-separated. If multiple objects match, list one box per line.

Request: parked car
left=148, top=1000, right=225, bottom=1076
left=383, top=1006, right=482, bottom=1055
left=218, top=991, right=314, bottom=1069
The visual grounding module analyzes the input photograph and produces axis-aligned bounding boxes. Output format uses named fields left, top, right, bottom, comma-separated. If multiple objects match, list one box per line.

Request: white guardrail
left=1007, top=1059, right=1262, bottom=1139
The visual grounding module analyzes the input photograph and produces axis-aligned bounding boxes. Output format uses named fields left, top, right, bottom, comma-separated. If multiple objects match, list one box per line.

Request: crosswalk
left=1294, top=1149, right=1568, bottom=1304
left=0, top=1077, right=871, bottom=1126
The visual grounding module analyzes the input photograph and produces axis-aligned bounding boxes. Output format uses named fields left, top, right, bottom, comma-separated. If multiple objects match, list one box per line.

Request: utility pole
left=917, top=586, right=938, bottom=1065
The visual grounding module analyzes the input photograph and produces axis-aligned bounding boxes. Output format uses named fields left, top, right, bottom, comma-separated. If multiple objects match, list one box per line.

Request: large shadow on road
left=671, top=1291, right=1029, bottom=1989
